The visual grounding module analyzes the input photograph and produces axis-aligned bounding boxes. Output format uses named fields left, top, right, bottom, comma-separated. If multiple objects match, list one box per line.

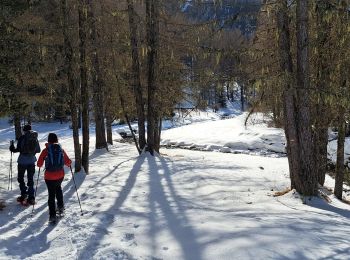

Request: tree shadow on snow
left=146, top=154, right=203, bottom=260
left=88, top=157, right=136, bottom=189
left=307, top=197, right=350, bottom=219
left=88, top=148, right=109, bottom=161
left=77, top=155, right=145, bottom=259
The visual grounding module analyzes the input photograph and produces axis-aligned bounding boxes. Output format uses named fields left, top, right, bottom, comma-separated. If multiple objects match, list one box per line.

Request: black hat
left=48, top=133, right=58, bottom=143
left=23, top=124, right=32, bottom=132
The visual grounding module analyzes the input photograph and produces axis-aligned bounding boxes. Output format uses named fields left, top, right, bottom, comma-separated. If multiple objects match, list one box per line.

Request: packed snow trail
left=1, top=118, right=350, bottom=259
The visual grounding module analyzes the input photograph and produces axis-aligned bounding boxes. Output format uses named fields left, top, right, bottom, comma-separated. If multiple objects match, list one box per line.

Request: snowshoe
left=16, top=195, right=27, bottom=203
left=17, top=196, right=29, bottom=206
left=20, top=199, right=31, bottom=207
left=26, top=198, right=35, bottom=205
left=20, top=200, right=28, bottom=206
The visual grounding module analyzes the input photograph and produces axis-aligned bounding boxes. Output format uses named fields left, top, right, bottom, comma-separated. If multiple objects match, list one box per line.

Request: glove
left=9, top=144, right=15, bottom=152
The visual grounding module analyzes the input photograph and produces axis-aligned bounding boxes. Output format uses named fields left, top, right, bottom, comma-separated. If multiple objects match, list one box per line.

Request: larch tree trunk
left=146, top=0, right=160, bottom=155
left=61, top=0, right=82, bottom=172
left=313, top=0, right=332, bottom=186
left=87, top=0, right=107, bottom=150
left=14, top=113, right=21, bottom=140
left=127, top=0, right=146, bottom=151
left=276, top=0, right=300, bottom=190
left=295, top=0, right=317, bottom=195
left=334, top=106, right=346, bottom=200
left=154, top=117, right=162, bottom=153
left=240, top=83, right=244, bottom=111
left=226, top=84, right=230, bottom=101
left=334, top=1, right=349, bottom=199
left=79, top=0, right=90, bottom=174
left=105, top=113, right=113, bottom=145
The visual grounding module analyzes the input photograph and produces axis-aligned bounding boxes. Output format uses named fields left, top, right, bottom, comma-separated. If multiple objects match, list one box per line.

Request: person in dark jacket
left=9, top=124, right=41, bottom=205
left=37, top=133, right=71, bottom=222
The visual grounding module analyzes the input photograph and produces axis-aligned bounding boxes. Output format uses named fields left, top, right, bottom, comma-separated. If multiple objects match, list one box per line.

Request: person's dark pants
left=17, top=164, right=35, bottom=199
left=45, top=178, right=64, bottom=217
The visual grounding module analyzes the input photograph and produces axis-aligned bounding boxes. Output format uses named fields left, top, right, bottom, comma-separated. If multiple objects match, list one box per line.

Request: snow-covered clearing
left=161, top=113, right=286, bottom=155
left=1, top=112, right=350, bottom=259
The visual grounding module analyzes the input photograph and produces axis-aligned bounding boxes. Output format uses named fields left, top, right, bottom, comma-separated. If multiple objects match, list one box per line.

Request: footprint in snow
left=151, top=257, right=163, bottom=260
left=123, top=233, right=134, bottom=241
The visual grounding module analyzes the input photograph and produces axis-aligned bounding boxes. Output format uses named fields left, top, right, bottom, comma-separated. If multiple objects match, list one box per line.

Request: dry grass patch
left=273, top=188, right=291, bottom=197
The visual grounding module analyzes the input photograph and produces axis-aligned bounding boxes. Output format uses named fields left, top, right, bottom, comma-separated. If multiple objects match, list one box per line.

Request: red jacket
left=37, top=143, right=72, bottom=180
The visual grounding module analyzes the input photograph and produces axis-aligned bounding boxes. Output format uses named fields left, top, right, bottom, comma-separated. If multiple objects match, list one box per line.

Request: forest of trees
left=0, top=0, right=252, bottom=171
left=1, top=0, right=350, bottom=199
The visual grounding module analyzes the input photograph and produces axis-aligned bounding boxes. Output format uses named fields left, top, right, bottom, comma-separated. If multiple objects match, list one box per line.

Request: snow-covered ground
left=161, top=112, right=286, bottom=155
left=1, top=110, right=350, bottom=260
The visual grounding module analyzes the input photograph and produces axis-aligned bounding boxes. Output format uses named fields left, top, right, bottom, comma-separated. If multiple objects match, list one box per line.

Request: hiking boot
left=16, top=195, right=27, bottom=202
left=57, top=206, right=65, bottom=215
left=49, top=215, right=57, bottom=224
left=26, top=198, right=35, bottom=205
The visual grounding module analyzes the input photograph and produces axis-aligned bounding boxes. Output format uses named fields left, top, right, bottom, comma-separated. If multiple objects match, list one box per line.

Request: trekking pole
left=8, top=140, right=14, bottom=190
left=7, top=156, right=10, bottom=190
left=31, top=167, right=41, bottom=216
left=69, top=166, right=84, bottom=216
left=10, top=151, right=13, bottom=190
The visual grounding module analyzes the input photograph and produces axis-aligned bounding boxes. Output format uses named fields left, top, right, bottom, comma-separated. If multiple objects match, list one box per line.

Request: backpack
left=45, top=144, right=64, bottom=171
left=20, top=131, right=38, bottom=155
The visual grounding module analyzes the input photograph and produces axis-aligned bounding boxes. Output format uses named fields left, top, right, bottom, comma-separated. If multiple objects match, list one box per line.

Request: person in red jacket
left=37, top=133, right=71, bottom=223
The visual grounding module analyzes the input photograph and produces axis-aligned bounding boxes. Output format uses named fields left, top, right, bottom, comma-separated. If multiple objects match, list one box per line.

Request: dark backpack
left=45, top=144, right=64, bottom=171
left=20, top=131, right=38, bottom=155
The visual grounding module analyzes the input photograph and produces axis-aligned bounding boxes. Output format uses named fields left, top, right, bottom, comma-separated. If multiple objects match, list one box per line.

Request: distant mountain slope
left=182, top=0, right=262, bottom=35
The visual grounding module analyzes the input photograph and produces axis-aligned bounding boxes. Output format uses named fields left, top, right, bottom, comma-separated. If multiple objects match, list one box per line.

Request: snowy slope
left=161, top=112, right=286, bottom=155
left=1, top=115, right=350, bottom=259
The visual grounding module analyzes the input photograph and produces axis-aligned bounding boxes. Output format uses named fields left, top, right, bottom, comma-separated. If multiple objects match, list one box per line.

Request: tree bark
left=127, top=0, right=146, bottom=151
left=79, top=0, right=89, bottom=174
left=276, top=0, right=299, bottom=189
left=14, top=113, right=21, bottom=140
left=313, top=125, right=328, bottom=186
left=313, top=0, right=332, bottom=186
left=154, top=116, right=162, bottom=153
left=226, top=84, right=230, bottom=101
left=61, top=0, right=82, bottom=172
left=240, top=83, right=244, bottom=111
left=334, top=107, right=345, bottom=200
left=295, top=0, right=317, bottom=195
left=334, top=1, right=348, bottom=199
left=106, top=113, right=113, bottom=145
left=87, top=0, right=107, bottom=150
left=146, top=0, right=160, bottom=155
